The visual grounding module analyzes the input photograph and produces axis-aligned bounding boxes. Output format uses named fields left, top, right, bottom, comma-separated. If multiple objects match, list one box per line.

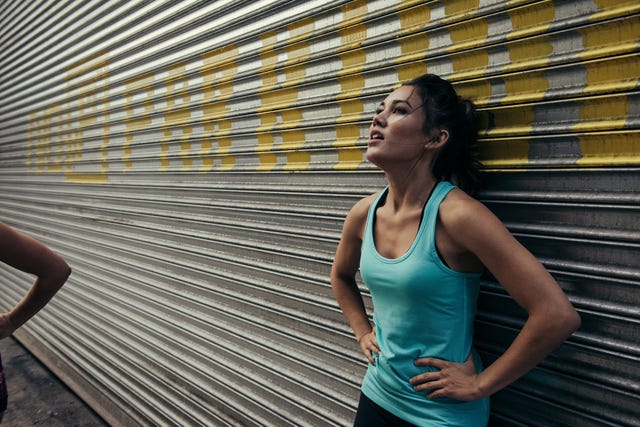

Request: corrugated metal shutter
left=0, top=0, right=638, bottom=426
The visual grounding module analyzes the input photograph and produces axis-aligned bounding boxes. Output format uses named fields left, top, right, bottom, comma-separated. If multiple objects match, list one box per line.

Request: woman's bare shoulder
left=439, top=188, right=513, bottom=253
left=440, top=187, right=485, bottom=215
left=439, top=188, right=501, bottom=233
left=350, top=192, right=380, bottom=216
left=341, top=191, right=382, bottom=238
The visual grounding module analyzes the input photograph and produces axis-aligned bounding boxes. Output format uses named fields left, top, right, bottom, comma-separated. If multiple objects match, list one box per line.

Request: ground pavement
left=0, top=336, right=106, bottom=426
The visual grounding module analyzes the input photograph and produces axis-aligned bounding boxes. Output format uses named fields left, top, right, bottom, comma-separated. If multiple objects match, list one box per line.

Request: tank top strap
left=364, top=187, right=389, bottom=241
left=425, top=181, right=456, bottom=220
left=418, top=181, right=456, bottom=250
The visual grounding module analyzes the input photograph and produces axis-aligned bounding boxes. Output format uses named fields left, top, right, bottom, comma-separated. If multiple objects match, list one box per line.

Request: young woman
left=0, top=222, right=71, bottom=422
left=331, top=74, right=581, bottom=426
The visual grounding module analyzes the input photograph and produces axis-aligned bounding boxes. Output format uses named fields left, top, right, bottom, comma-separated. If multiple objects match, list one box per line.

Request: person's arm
left=331, top=196, right=379, bottom=364
left=0, top=222, right=71, bottom=339
left=411, top=190, right=581, bottom=400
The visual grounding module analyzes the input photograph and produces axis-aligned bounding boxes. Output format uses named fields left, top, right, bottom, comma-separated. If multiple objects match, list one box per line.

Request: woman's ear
left=425, top=129, right=449, bottom=148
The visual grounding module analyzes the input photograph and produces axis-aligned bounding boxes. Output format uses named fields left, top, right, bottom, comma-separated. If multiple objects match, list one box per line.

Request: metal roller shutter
left=0, top=0, right=638, bottom=425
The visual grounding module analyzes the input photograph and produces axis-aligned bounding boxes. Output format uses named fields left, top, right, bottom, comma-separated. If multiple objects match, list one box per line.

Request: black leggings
left=353, top=392, right=416, bottom=427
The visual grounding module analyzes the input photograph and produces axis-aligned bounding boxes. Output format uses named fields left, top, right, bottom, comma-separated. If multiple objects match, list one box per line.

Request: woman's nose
left=372, top=110, right=386, bottom=127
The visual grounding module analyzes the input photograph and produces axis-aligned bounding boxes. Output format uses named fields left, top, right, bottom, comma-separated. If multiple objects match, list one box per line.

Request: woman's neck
left=384, top=172, right=438, bottom=213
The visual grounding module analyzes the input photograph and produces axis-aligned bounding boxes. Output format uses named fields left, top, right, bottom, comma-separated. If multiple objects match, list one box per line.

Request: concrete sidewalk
left=0, top=336, right=106, bottom=427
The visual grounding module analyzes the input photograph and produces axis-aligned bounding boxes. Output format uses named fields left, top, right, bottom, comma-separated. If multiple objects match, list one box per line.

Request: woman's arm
left=331, top=196, right=379, bottom=364
left=411, top=190, right=581, bottom=400
left=0, top=222, right=71, bottom=339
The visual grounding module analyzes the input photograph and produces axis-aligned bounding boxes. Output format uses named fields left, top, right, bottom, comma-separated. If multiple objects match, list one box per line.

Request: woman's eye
left=392, top=107, right=408, bottom=114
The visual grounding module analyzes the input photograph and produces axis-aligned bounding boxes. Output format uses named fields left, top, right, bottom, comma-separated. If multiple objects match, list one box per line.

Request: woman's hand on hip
left=357, top=329, right=379, bottom=365
left=410, top=352, right=483, bottom=401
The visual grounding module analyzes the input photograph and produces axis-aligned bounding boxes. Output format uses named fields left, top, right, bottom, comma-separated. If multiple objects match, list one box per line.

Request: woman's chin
left=365, top=151, right=382, bottom=167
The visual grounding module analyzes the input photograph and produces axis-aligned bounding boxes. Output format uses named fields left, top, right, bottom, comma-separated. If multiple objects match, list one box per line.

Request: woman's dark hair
left=404, top=74, right=482, bottom=195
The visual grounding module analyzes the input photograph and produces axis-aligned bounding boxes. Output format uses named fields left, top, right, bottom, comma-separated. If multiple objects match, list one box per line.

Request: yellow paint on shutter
left=396, top=3, right=430, bottom=82
left=577, top=132, right=640, bottom=166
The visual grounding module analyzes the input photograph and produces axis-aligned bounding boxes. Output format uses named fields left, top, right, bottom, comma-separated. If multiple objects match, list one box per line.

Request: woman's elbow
left=535, top=301, right=581, bottom=341
left=50, top=255, right=71, bottom=286
left=558, top=305, right=581, bottom=338
left=60, top=261, right=72, bottom=282
left=566, top=308, right=581, bottom=334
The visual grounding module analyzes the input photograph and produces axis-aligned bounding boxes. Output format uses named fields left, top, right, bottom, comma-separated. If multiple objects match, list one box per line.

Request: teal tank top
left=360, top=181, right=489, bottom=426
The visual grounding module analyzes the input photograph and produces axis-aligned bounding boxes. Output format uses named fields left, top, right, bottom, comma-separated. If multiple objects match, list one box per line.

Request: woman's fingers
left=358, top=331, right=379, bottom=364
left=409, top=352, right=480, bottom=401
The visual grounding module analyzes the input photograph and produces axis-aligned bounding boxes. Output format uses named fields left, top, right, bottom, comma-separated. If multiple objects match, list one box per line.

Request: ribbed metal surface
left=0, top=0, right=638, bottom=426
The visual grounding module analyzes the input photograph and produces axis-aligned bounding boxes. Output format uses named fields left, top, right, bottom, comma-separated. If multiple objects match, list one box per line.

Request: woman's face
left=366, top=85, right=430, bottom=168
